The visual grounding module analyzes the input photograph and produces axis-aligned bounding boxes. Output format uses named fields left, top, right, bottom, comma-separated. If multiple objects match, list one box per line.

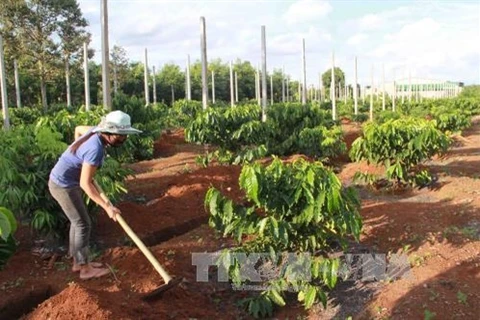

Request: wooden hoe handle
left=94, top=181, right=173, bottom=284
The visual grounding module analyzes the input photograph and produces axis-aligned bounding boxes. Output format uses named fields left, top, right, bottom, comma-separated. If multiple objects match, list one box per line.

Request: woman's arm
left=79, top=163, right=121, bottom=221
left=75, top=126, right=94, bottom=140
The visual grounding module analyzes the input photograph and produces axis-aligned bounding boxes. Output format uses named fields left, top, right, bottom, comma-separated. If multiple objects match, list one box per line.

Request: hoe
left=95, top=181, right=182, bottom=300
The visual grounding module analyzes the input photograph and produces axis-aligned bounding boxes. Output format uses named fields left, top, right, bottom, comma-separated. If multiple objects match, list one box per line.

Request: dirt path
left=1, top=124, right=479, bottom=319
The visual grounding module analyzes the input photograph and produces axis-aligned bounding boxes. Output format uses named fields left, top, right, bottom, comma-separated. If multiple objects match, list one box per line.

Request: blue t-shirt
left=50, top=129, right=105, bottom=187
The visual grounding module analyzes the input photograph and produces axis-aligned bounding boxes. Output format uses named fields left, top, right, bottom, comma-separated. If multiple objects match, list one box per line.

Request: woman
left=49, top=110, right=142, bottom=280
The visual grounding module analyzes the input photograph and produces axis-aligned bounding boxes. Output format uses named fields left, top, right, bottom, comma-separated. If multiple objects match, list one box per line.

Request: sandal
left=72, top=262, right=103, bottom=272
left=80, top=267, right=110, bottom=280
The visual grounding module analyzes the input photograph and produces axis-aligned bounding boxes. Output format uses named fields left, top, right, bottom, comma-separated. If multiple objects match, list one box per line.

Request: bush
left=297, top=126, right=346, bottom=160
left=206, top=158, right=362, bottom=317
left=350, top=117, right=451, bottom=185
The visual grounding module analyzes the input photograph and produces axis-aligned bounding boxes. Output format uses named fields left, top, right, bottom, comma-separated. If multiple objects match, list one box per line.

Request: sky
left=78, top=0, right=480, bottom=86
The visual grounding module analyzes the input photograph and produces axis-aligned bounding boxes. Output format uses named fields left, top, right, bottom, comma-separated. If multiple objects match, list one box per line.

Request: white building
left=364, top=78, right=463, bottom=99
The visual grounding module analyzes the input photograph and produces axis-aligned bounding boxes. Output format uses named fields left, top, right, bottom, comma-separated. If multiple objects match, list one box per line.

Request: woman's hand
left=105, top=205, right=121, bottom=222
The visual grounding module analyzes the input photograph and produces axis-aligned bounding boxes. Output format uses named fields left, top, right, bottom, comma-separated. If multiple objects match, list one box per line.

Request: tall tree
left=58, top=0, right=90, bottom=107
left=121, top=61, right=144, bottom=98
left=157, top=63, right=185, bottom=105
left=87, top=60, right=101, bottom=105
left=322, top=67, right=345, bottom=99
left=0, top=0, right=27, bottom=106
left=110, top=45, right=128, bottom=95
left=233, top=59, right=256, bottom=102
left=208, top=58, right=229, bottom=102
left=289, top=79, right=300, bottom=102
left=269, top=68, right=284, bottom=103
left=17, top=0, right=63, bottom=110
left=189, top=60, right=203, bottom=102
left=2, top=0, right=90, bottom=110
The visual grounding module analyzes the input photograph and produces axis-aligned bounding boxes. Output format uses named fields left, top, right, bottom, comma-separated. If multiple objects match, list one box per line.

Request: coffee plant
left=350, top=117, right=451, bottom=186
left=205, top=158, right=362, bottom=317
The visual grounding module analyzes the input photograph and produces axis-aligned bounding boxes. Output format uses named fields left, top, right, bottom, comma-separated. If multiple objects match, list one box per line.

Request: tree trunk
left=41, top=79, right=47, bottom=111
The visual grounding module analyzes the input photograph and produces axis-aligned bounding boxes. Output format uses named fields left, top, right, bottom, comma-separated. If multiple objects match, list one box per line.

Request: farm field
left=1, top=1, right=480, bottom=319
left=0, top=122, right=478, bottom=320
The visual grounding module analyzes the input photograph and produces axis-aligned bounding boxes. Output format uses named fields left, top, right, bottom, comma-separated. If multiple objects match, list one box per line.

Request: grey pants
left=48, top=179, right=91, bottom=265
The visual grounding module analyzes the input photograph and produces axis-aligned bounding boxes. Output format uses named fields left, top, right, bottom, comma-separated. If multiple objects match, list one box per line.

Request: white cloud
left=368, top=15, right=479, bottom=81
left=284, top=0, right=332, bottom=25
left=355, top=6, right=412, bottom=32
left=370, top=18, right=441, bottom=58
left=269, top=27, right=331, bottom=57
left=347, top=33, right=368, bottom=46
left=359, top=14, right=383, bottom=30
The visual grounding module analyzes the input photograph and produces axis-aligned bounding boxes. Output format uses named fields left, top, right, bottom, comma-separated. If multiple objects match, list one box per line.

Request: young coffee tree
left=205, top=158, right=362, bottom=317
left=350, top=117, right=451, bottom=187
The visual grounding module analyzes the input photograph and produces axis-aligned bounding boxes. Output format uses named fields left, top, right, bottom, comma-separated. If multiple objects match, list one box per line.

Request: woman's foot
left=72, top=262, right=103, bottom=272
left=79, top=266, right=110, bottom=280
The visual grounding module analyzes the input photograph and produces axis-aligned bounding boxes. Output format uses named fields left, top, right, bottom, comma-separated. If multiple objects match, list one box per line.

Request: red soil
left=1, top=125, right=478, bottom=320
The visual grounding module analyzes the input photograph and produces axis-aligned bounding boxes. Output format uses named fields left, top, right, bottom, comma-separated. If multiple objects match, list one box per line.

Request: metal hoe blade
left=141, top=277, right=183, bottom=301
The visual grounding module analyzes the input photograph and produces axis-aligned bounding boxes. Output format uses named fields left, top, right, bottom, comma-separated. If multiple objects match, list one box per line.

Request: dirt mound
left=24, top=283, right=116, bottom=320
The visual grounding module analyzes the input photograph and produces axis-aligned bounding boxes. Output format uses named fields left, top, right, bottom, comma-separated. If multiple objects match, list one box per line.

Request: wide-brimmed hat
left=92, top=111, right=142, bottom=135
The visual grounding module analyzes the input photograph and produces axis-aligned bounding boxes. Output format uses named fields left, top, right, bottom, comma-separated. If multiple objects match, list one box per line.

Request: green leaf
left=258, top=217, right=269, bottom=236
left=240, top=166, right=259, bottom=204
left=309, top=235, right=317, bottom=250
left=269, top=217, right=279, bottom=239
left=318, top=289, right=328, bottom=308
left=329, top=259, right=339, bottom=288
left=0, top=207, right=17, bottom=234
left=248, top=300, right=261, bottom=318
left=223, top=200, right=234, bottom=221
left=298, top=290, right=305, bottom=302
left=306, top=168, right=315, bottom=187
left=269, top=246, right=277, bottom=264
left=303, top=204, right=315, bottom=224
left=279, top=223, right=289, bottom=245
left=0, top=214, right=12, bottom=241
left=314, top=191, right=326, bottom=222
left=208, top=189, right=219, bottom=215
left=304, top=286, right=317, bottom=309
left=235, top=226, right=245, bottom=243
left=224, top=220, right=237, bottom=236
left=312, top=259, right=321, bottom=278
left=269, top=289, right=286, bottom=307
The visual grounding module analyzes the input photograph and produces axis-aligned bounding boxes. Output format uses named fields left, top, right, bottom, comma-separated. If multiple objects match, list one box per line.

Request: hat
left=92, top=111, right=142, bottom=135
